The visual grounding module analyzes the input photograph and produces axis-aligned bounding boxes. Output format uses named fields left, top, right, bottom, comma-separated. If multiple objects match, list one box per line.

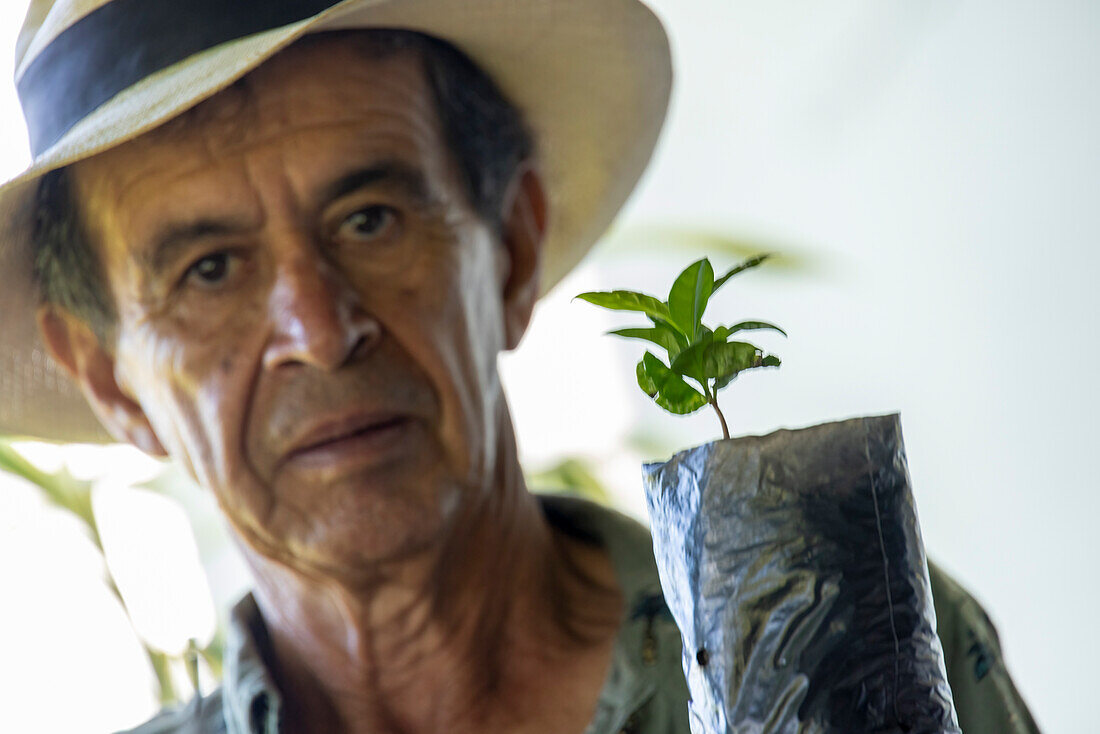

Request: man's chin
left=258, top=477, right=462, bottom=575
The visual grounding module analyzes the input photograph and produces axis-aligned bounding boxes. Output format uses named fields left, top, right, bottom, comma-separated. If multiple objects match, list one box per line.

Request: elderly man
left=0, top=1, right=1039, bottom=733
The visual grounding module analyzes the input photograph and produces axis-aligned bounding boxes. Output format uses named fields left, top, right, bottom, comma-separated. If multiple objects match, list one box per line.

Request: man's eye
left=185, top=252, right=235, bottom=287
left=337, top=206, right=398, bottom=243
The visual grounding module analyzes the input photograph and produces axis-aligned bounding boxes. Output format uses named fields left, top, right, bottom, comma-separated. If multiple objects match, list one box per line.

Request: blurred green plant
left=599, top=224, right=811, bottom=271
left=526, top=457, right=613, bottom=506
left=577, top=254, right=784, bottom=439
left=0, top=440, right=220, bottom=705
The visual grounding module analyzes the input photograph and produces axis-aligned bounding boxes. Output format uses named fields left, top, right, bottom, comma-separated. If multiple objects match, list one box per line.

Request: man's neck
left=238, top=441, right=622, bottom=734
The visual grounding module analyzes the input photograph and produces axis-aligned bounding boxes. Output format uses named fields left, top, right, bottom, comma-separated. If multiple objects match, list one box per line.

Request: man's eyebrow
left=141, top=219, right=252, bottom=275
left=321, top=161, right=433, bottom=206
left=138, top=162, right=432, bottom=275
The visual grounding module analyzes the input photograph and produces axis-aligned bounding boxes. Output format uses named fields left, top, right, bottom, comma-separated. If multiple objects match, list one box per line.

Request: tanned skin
left=39, top=36, right=623, bottom=734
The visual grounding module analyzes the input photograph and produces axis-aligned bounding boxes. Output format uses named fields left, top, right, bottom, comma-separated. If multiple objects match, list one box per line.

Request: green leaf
left=674, top=339, right=776, bottom=383
left=637, top=356, right=659, bottom=397
left=647, top=316, right=691, bottom=348
left=703, top=341, right=766, bottom=378
left=717, top=320, right=788, bottom=338
left=575, top=290, right=671, bottom=323
left=714, top=371, right=738, bottom=391
left=637, top=352, right=708, bottom=415
left=0, top=441, right=96, bottom=527
left=667, top=258, right=714, bottom=339
left=655, top=376, right=709, bottom=415
left=713, top=253, right=772, bottom=293
left=610, top=323, right=685, bottom=359
left=708, top=347, right=778, bottom=393
left=667, top=327, right=718, bottom=383
left=668, top=331, right=722, bottom=383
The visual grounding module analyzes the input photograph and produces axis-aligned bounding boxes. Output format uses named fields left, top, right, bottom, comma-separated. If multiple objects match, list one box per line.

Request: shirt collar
left=220, top=494, right=673, bottom=734
left=223, top=594, right=282, bottom=734
left=540, top=495, right=673, bottom=734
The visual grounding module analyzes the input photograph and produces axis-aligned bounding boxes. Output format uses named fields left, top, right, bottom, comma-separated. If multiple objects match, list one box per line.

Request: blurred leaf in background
left=0, top=440, right=219, bottom=706
left=527, top=457, right=614, bottom=506
left=598, top=223, right=820, bottom=276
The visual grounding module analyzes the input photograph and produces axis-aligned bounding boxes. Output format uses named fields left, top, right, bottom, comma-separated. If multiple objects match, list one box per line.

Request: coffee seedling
left=576, top=254, right=783, bottom=439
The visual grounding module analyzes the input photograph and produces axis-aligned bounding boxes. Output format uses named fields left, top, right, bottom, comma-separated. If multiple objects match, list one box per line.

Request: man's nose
left=263, top=255, right=380, bottom=371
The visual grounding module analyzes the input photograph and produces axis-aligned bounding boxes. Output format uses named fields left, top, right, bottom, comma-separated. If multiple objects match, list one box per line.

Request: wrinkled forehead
left=80, top=32, right=437, bottom=191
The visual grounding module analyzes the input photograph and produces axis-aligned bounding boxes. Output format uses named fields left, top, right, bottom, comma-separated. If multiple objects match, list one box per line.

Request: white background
left=0, top=1, right=1096, bottom=731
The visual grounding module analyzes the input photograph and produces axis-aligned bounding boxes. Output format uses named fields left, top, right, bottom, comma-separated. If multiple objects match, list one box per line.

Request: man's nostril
left=349, top=334, right=370, bottom=360
left=345, top=316, right=382, bottom=364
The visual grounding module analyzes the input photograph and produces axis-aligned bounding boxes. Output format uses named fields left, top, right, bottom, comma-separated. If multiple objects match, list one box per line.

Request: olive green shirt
left=121, top=495, right=1039, bottom=734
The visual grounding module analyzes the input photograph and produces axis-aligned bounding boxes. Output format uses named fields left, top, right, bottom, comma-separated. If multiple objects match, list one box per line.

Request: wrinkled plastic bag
left=642, top=414, right=959, bottom=733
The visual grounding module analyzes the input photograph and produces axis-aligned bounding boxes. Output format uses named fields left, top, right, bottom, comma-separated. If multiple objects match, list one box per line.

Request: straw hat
left=0, top=0, right=672, bottom=443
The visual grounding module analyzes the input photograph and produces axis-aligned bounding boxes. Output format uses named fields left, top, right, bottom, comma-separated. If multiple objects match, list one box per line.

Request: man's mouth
left=280, top=411, right=413, bottom=472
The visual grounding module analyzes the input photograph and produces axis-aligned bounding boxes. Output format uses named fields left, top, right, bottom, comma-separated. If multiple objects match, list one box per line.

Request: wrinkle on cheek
left=415, top=229, right=505, bottom=491
left=120, top=317, right=253, bottom=497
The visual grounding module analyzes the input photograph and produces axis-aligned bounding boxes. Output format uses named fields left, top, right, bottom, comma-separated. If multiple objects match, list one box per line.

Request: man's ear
left=498, top=162, right=548, bottom=351
left=36, top=306, right=167, bottom=457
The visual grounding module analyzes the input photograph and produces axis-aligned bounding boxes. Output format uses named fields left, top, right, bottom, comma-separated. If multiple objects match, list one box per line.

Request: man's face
left=68, top=38, right=531, bottom=572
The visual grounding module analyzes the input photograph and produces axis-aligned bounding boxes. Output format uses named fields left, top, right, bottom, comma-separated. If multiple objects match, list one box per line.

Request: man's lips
left=278, top=411, right=412, bottom=471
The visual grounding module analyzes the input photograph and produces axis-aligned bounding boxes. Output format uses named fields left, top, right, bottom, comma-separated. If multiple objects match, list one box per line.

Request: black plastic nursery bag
left=642, top=414, right=959, bottom=733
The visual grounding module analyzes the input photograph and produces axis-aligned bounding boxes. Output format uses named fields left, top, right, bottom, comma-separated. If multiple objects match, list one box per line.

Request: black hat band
left=18, top=0, right=344, bottom=157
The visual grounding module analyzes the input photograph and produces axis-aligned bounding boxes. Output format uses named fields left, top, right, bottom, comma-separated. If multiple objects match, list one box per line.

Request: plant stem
left=710, top=396, right=731, bottom=440
left=83, top=497, right=179, bottom=704
left=148, top=647, right=178, bottom=705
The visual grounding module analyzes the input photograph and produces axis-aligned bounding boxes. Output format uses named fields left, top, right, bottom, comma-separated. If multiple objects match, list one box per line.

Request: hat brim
left=0, top=0, right=671, bottom=443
